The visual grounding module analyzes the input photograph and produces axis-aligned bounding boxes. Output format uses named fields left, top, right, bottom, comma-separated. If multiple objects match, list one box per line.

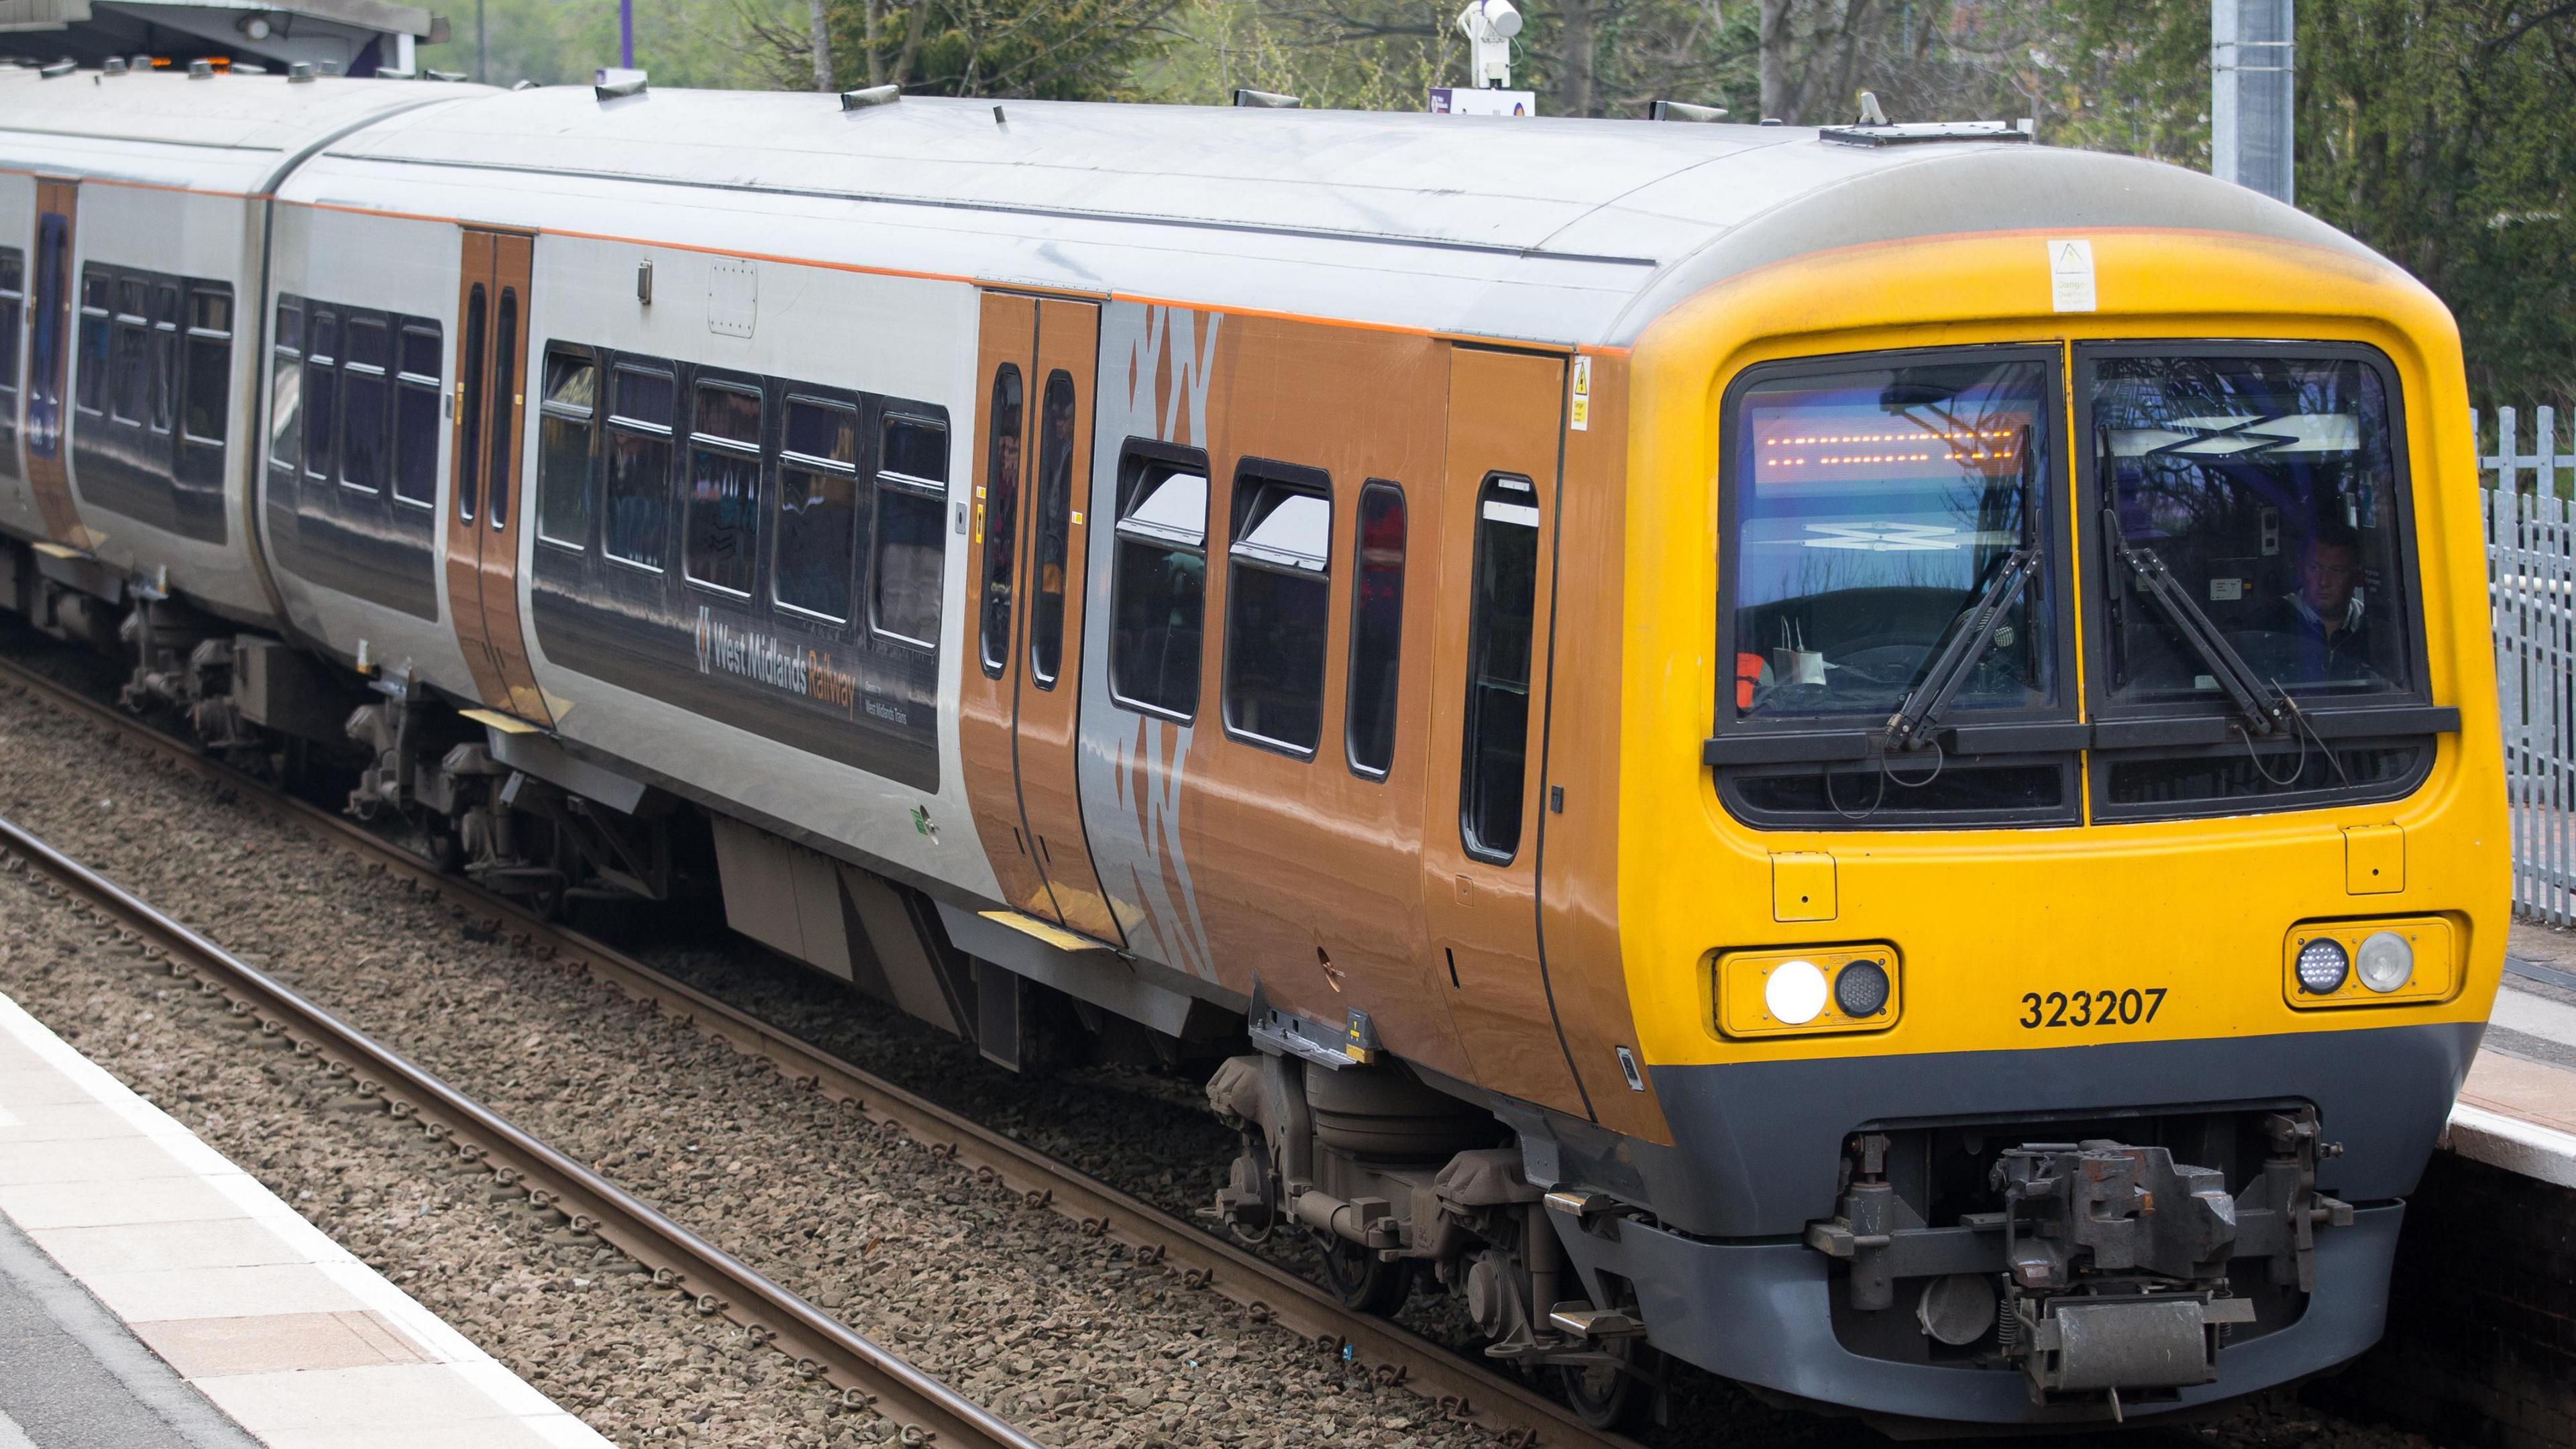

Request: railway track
left=0, top=651, right=1640, bottom=1449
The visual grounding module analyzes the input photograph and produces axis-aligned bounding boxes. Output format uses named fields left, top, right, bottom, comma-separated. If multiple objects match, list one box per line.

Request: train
left=0, top=62, right=2509, bottom=1433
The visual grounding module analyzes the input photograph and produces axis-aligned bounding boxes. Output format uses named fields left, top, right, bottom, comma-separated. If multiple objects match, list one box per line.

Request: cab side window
left=1108, top=443, right=1209, bottom=720
left=1460, top=474, right=1540, bottom=863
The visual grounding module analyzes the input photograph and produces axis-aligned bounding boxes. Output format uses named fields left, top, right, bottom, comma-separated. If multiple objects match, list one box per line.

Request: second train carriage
left=0, top=67, right=2510, bottom=1431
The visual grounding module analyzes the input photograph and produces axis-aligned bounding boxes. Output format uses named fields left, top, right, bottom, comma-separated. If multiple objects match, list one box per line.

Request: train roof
left=11, top=71, right=2387, bottom=347
left=0, top=68, right=484, bottom=195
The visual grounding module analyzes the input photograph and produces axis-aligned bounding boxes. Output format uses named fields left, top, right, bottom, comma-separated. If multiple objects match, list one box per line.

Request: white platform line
left=2444, top=1102, right=2576, bottom=1189
left=0, top=988, right=614, bottom=1448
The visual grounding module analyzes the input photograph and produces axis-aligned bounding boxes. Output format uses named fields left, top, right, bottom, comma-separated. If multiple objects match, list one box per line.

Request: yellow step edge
left=978, top=909, right=1105, bottom=954
left=459, top=707, right=541, bottom=735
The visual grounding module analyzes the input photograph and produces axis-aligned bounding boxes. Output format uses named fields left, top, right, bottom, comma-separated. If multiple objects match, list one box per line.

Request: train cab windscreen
left=1729, top=356, right=2056, bottom=724
left=2090, top=354, right=2414, bottom=704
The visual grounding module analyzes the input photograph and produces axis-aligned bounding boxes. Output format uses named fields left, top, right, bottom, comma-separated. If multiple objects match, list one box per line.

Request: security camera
left=1481, top=0, right=1522, bottom=38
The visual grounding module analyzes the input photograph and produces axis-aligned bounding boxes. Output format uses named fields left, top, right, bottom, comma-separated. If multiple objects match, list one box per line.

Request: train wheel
left=1315, top=1234, right=1409, bottom=1316
left=1558, top=1338, right=1656, bottom=1432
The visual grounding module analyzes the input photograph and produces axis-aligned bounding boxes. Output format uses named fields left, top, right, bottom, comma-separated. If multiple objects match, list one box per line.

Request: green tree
left=808, top=0, right=1183, bottom=98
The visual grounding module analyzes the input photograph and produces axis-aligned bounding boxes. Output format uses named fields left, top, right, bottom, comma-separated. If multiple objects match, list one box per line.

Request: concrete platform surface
left=0, top=989, right=612, bottom=1449
left=2455, top=923, right=2576, bottom=1188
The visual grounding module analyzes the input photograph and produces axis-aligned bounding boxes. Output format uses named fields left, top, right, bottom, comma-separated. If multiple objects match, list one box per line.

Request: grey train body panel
left=1571, top=1022, right=2483, bottom=1240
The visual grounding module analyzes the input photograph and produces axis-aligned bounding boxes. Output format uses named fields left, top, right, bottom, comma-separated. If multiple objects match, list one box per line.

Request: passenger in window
left=2263, top=519, right=2374, bottom=682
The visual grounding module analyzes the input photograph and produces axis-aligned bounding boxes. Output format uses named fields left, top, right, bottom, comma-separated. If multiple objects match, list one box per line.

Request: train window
left=1107, top=444, right=1208, bottom=720
left=535, top=348, right=596, bottom=547
left=1028, top=372, right=1077, bottom=688
left=457, top=288, right=484, bottom=521
left=486, top=289, right=520, bottom=526
left=872, top=413, right=947, bottom=649
left=28, top=217, right=66, bottom=460
left=340, top=316, right=388, bottom=494
left=392, top=323, right=440, bottom=508
left=182, top=287, right=233, bottom=451
left=74, top=271, right=107, bottom=416
left=109, top=280, right=146, bottom=426
left=268, top=297, right=303, bottom=476
left=683, top=380, right=761, bottom=596
left=2089, top=352, right=2416, bottom=703
left=603, top=363, right=673, bottom=571
left=1460, top=474, right=1540, bottom=864
left=182, top=288, right=230, bottom=450
left=977, top=364, right=1024, bottom=678
left=149, top=284, right=178, bottom=435
left=774, top=396, right=857, bottom=622
left=1222, top=464, right=1332, bottom=754
left=303, top=309, right=339, bottom=484
left=0, top=250, right=19, bottom=474
left=1346, top=482, right=1406, bottom=778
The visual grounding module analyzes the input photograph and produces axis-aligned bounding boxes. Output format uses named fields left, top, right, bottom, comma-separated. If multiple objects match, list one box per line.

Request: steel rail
left=0, top=808, right=1041, bottom=1449
left=0, top=653, right=1640, bottom=1449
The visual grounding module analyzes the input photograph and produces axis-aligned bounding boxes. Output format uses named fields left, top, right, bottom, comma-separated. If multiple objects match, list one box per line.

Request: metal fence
left=2477, top=407, right=2576, bottom=922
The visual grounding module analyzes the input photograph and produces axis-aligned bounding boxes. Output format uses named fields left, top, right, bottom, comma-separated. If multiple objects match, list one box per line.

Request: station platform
left=2450, top=924, right=2576, bottom=1188
left=0, top=990, right=610, bottom=1449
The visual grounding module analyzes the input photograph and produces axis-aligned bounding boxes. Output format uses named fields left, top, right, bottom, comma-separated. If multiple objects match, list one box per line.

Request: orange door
left=1422, top=346, right=1589, bottom=1119
left=443, top=229, right=551, bottom=722
left=1015, top=299, right=1124, bottom=942
left=960, top=294, right=1053, bottom=919
left=957, top=292, right=1122, bottom=943
left=23, top=177, right=87, bottom=550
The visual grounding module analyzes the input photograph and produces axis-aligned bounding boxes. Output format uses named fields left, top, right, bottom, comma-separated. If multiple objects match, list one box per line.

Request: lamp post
left=621, top=0, right=633, bottom=69
left=2212, top=0, right=2294, bottom=205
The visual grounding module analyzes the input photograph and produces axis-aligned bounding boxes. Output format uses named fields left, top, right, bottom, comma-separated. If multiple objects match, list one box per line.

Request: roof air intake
left=839, top=84, right=898, bottom=109
left=1232, top=89, right=1300, bottom=108
left=594, top=68, right=647, bottom=101
left=1648, top=100, right=1727, bottom=122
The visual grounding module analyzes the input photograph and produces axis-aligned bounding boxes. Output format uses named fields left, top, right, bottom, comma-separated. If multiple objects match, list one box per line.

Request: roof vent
left=286, top=60, right=315, bottom=82
left=426, top=68, right=468, bottom=82
left=1232, top=88, right=1300, bottom=108
left=839, top=83, right=898, bottom=109
left=513, top=77, right=539, bottom=91
left=187, top=58, right=215, bottom=78
left=594, top=67, right=646, bottom=100
left=1854, top=91, right=1890, bottom=125
left=102, top=56, right=126, bottom=74
left=1647, top=99, right=1726, bottom=122
left=38, top=58, right=72, bottom=78
left=1817, top=119, right=2032, bottom=148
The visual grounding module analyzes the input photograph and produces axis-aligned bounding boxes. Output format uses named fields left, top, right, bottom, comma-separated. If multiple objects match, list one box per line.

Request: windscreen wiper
left=1883, top=545, right=2044, bottom=752
left=2101, top=508, right=2288, bottom=737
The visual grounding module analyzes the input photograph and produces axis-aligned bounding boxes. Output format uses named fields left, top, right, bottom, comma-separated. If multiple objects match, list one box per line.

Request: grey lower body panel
left=1560, top=1022, right=2484, bottom=1240
left=1552, top=1201, right=2401, bottom=1427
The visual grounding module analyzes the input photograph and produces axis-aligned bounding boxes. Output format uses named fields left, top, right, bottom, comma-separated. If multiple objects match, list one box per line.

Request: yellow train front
left=1580, top=158, right=2509, bottom=1426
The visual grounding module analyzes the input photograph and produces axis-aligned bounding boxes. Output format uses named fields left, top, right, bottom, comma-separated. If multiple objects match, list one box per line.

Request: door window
left=28, top=214, right=65, bottom=458
left=485, top=288, right=519, bottom=526
left=0, top=250, right=20, bottom=473
left=977, top=364, right=1024, bottom=677
left=456, top=287, right=484, bottom=521
left=1029, top=370, right=1077, bottom=687
left=1460, top=475, right=1541, bottom=863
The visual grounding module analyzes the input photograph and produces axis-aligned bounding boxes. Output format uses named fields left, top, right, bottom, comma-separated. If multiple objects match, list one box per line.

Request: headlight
left=2355, top=930, right=2414, bottom=992
left=1715, top=945, right=1902, bottom=1038
left=1764, top=959, right=1829, bottom=1025
left=1834, top=958, right=1892, bottom=1017
left=2294, top=938, right=2350, bottom=994
left=2281, top=918, right=2455, bottom=1009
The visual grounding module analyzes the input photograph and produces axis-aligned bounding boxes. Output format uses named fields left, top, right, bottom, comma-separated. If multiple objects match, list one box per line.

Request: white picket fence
left=2477, top=407, right=2576, bottom=922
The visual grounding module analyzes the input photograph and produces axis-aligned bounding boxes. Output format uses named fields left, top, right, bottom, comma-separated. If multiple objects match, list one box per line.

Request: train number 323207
left=2019, top=988, right=2167, bottom=1030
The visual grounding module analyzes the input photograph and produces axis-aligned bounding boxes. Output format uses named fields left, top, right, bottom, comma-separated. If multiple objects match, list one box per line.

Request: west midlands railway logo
left=694, top=606, right=861, bottom=715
